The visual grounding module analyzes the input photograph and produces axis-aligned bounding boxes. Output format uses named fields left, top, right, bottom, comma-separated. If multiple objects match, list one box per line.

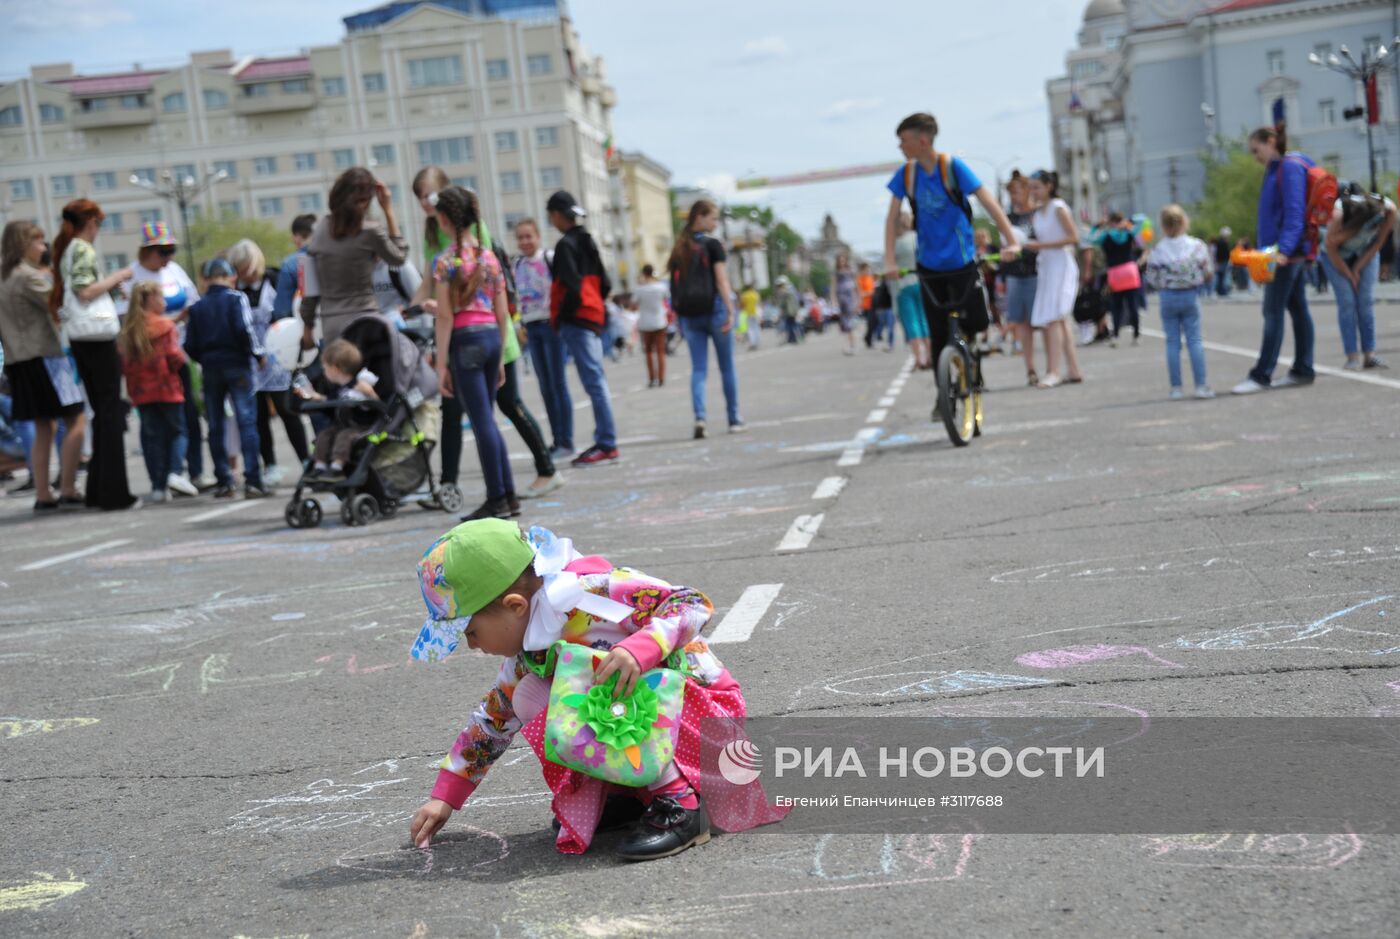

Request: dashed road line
left=709, top=583, right=784, bottom=644
left=18, top=538, right=133, bottom=572
left=811, top=476, right=848, bottom=500
left=836, top=448, right=865, bottom=467
left=866, top=408, right=888, bottom=423
left=184, top=502, right=261, bottom=524
left=878, top=396, right=896, bottom=407
left=777, top=513, right=824, bottom=552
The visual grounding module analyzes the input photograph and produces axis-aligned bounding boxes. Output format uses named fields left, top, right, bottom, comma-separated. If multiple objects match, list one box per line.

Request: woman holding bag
left=1091, top=213, right=1144, bottom=347
left=49, top=199, right=137, bottom=510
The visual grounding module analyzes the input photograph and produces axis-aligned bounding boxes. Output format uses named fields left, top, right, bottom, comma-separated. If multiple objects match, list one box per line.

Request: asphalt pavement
left=2, top=294, right=1399, bottom=938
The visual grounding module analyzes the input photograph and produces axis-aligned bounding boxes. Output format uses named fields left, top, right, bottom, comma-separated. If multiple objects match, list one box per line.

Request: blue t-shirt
left=887, top=157, right=982, bottom=272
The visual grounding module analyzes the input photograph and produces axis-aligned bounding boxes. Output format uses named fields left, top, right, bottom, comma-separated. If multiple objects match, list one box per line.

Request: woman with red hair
left=49, top=198, right=137, bottom=510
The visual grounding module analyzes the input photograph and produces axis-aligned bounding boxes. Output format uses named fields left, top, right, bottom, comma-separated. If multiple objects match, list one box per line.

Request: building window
left=294, top=152, right=317, bottom=172
left=81, top=98, right=108, bottom=113
left=39, top=103, right=64, bottom=123
left=363, top=72, right=387, bottom=93
left=504, top=212, right=526, bottom=230
left=0, top=106, right=21, bottom=125
left=499, top=171, right=523, bottom=193
left=254, top=156, right=278, bottom=175
left=416, top=136, right=473, bottom=165
left=371, top=143, right=395, bottom=166
left=535, top=125, right=559, bottom=148
left=9, top=179, right=34, bottom=200
left=119, top=94, right=146, bottom=109
left=172, top=163, right=197, bottom=182
left=407, top=55, right=464, bottom=88
left=203, top=88, right=229, bottom=109
left=103, top=254, right=129, bottom=273
left=139, top=208, right=162, bottom=227
left=494, top=130, right=518, bottom=152
left=219, top=200, right=242, bottom=217
left=213, top=160, right=237, bottom=179
left=246, top=83, right=272, bottom=98
left=1267, top=50, right=1284, bottom=75
left=453, top=175, right=479, bottom=191
left=51, top=175, right=75, bottom=196
left=333, top=148, right=355, bottom=170
left=486, top=59, right=510, bottom=81
left=1318, top=99, right=1336, bottom=126
left=258, top=197, right=284, bottom=217
left=162, top=92, right=187, bottom=113
left=102, top=213, right=123, bottom=231
left=527, top=54, right=552, bottom=76
left=132, top=167, right=156, bottom=186
left=299, top=193, right=322, bottom=212
left=92, top=171, right=117, bottom=192
left=281, top=78, right=310, bottom=94
left=539, top=166, right=563, bottom=189
left=321, top=77, right=346, bottom=97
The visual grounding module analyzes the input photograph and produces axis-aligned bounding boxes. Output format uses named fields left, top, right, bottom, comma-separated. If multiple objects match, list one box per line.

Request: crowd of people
left=1, top=111, right=1391, bottom=516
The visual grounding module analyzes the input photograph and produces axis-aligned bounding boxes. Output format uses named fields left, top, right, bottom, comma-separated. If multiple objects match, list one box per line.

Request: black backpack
left=670, top=237, right=716, bottom=317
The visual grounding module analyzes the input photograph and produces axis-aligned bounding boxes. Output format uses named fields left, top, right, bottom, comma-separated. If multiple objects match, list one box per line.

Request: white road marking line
left=184, top=501, right=261, bottom=524
left=19, top=539, right=132, bottom=572
left=777, top=513, right=824, bottom=552
left=866, top=408, right=888, bottom=423
left=836, top=448, right=865, bottom=467
left=811, top=476, right=848, bottom=500
left=709, top=583, right=784, bottom=644
left=1140, top=328, right=1400, bottom=391
left=878, top=396, right=896, bottom=407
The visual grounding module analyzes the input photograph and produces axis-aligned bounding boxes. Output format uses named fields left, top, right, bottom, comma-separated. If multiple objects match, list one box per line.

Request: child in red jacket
left=119, top=281, right=197, bottom=501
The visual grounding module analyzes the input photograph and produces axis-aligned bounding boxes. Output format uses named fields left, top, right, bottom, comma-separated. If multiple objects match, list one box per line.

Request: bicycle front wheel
left=936, top=345, right=975, bottom=447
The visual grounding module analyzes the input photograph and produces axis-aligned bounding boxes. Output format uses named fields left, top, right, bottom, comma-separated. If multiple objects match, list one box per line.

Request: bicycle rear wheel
left=936, top=345, right=975, bottom=447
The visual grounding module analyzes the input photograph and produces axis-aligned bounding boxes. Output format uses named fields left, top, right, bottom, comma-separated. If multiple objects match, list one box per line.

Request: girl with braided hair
left=430, top=186, right=517, bottom=521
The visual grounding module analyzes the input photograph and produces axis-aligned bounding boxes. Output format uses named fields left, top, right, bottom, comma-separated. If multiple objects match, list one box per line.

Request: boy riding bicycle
left=881, top=113, right=1022, bottom=364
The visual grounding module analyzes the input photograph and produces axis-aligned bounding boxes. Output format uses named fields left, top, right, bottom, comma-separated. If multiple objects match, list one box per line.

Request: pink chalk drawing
left=1143, top=833, right=1363, bottom=870
left=1015, top=644, right=1183, bottom=670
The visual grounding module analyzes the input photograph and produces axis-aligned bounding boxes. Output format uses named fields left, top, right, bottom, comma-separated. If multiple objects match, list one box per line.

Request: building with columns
left=0, top=0, right=625, bottom=274
left=1048, top=0, right=1400, bottom=221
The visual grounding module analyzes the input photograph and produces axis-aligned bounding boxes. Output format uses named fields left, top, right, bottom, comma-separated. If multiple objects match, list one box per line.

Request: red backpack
left=1278, top=155, right=1337, bottom=256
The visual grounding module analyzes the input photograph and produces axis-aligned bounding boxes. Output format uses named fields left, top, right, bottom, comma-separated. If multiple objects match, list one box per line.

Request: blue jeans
left=1159, top=289, right=1207, bottom=389
left=1214, top=266, right=1232, bottom=297
left=680, top=306, right=741, bottom=425
left=1321, top=253, right=1378, bottom=357
left=1248, top=261, right=1314, bottom=385
left=525, top=320, right=572, bottom=451
left=783, top=318, right=803, bottom=343
left=450, top=326, right=514, bottom=500
left=202, top=364, right=263, bottom=488
left=138, top=402, right=188, bottom=492
left=878, top=308, right=896, bottom=347
left=559, top=323, right=616, bottom=450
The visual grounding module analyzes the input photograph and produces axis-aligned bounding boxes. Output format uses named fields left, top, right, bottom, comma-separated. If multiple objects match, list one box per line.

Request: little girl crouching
left=408, top=520, right=788, bottom=860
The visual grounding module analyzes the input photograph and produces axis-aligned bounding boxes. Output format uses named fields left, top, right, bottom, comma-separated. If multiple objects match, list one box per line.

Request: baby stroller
left=285, top=313, right=464, bottom=528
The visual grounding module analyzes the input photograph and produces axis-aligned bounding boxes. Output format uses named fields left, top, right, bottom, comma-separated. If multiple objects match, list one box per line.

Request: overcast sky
left=3, top=0, right=1086, bottom=252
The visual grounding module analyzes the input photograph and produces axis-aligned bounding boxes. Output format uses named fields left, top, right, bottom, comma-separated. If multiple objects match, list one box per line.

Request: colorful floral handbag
left=536, top=641, right=686, bottom=787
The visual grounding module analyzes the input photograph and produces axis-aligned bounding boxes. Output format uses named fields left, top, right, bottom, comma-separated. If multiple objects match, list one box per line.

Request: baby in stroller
left=298, top=338, right=379, bottom=482
left=284, top=313, right=464, bottom=528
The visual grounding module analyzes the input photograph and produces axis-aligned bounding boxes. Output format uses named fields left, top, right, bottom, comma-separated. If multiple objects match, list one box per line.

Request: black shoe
left=505, top=492, right=522, bottom=517
left=461, top=496, right=511, bottom=521
left=693, top=421, right=706, bottom=440
left=615, top=795, right=711, bottom=862
left=9, top=476, right=35, bottom=494
left=212, top=485, right=236, bottom=500
left=244, top=484, right=272, bottom=499
left=551, top=795, right=647, bottom=835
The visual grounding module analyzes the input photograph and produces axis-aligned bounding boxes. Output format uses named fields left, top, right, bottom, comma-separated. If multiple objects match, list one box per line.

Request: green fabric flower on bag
left=561, top=674, right=659, bottom=751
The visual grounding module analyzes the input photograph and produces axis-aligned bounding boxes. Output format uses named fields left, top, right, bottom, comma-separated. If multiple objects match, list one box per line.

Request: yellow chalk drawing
left=0, top=717, right=100, bottom=740
left=0, top=872, right=87, bottom=913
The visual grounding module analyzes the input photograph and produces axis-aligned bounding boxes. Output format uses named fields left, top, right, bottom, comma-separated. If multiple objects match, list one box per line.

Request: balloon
left=264, top=317, right=313, bottom=371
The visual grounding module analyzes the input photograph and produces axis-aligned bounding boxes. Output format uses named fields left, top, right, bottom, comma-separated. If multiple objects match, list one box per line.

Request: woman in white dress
left=1025, top=170, right=1084, bottom=388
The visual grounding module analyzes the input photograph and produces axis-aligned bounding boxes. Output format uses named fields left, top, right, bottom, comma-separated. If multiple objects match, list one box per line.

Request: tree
left=187, top=212, right=295, bottom=273
left=767, top=221, right=804, bottom=284
left=1190, top=144, right=1263, bottom=244
left=808, top=259, right=831, bottom=298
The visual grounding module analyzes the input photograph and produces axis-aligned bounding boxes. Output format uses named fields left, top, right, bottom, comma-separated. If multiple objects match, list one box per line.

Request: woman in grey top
left=300, top=167, right=408, bottom=349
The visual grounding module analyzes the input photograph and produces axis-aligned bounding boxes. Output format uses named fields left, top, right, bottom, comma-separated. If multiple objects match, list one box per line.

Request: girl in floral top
left=430, top=185, right=516, bottom=522
left=408, top=521, right=788, bottom=861
left=1144, top=204, right=1214, bottom=400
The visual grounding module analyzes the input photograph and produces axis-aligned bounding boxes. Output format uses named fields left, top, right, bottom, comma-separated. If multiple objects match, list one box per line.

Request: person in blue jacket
left=1233, top=125, right=1316, bottom=394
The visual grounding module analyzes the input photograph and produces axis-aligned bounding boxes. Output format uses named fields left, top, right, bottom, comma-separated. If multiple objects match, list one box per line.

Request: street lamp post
left=130, top=167, right=228, bottom=276
left=1310, top=38, right=1400, bottom=193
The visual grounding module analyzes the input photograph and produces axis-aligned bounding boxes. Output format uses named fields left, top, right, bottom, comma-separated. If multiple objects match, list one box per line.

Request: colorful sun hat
left=410, top=519, right=536, bottom=663
left=139, top=221, right=176, bottom=248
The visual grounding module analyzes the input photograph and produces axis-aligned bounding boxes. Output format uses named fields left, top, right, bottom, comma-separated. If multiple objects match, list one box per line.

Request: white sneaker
left=1194, top=386, right=1216, bottom=399
left=519, top=474, right=565, bottom=499
left=264, top=464, right=284, bottom=487
left=1273, top=373, right=1311, bottom=388
left=167, top=473, right=199, bottom=497
left=191, top=473, right=218, bottom=491
left=1231, top=378, right=1267, bottom=395
left=1168, top=388, right=1185, bottom=401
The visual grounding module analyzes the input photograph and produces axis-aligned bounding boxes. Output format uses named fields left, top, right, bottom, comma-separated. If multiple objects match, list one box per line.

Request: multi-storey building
left=1048, top=0, right=1400, bottom=220
left=0, top=0, right=623, bottom=273
left=616, top=150, right=673, bottom=280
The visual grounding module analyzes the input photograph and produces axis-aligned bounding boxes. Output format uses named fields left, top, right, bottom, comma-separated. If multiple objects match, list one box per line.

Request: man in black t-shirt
left=1212, top=228, right=1233, bottom=297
